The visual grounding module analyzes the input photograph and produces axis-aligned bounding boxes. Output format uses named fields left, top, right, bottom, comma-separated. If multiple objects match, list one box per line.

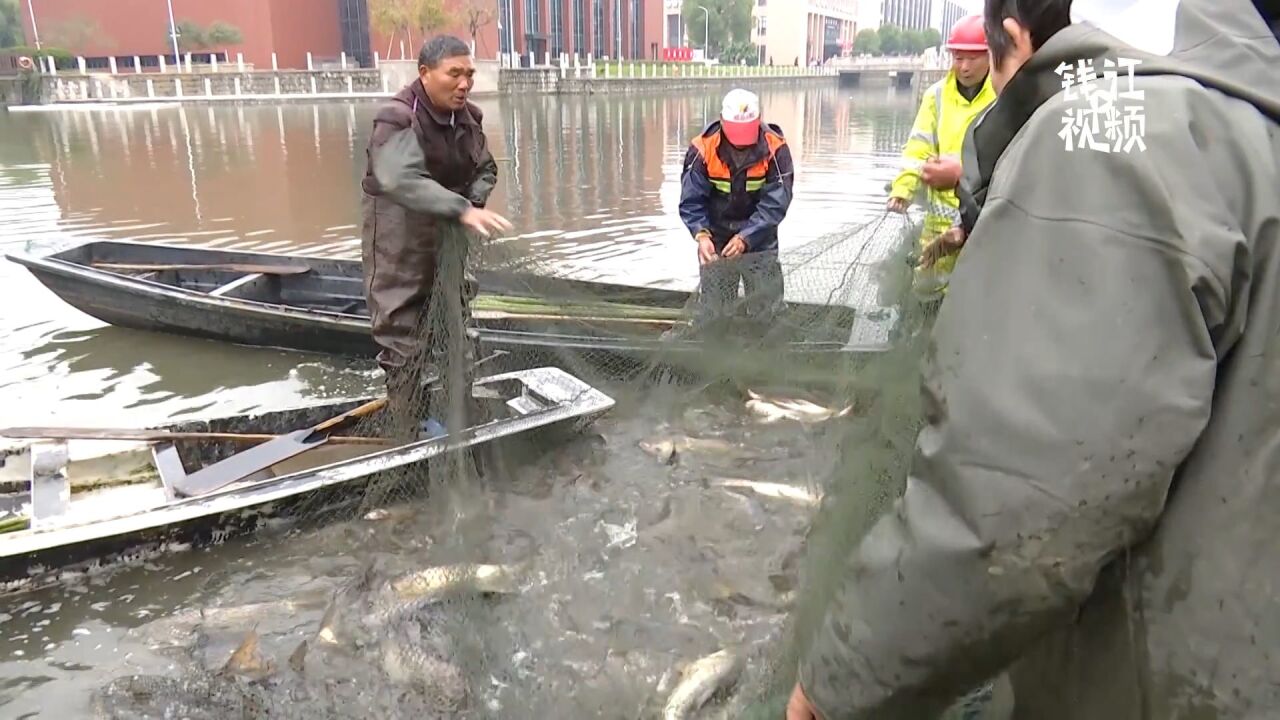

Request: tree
left=206, top=21, right=244, bottom=48
left=903, top=29, right=928, bottom=54
left=852, top=28, right=880, bottom=55
left=173, top=20, right=206, bottom=52
left=876, top=24, right=904, bottom=55
left=721, top=40, right=757, bottom=65
left=370, top=0, right=449, bottom=59
left=681, top=0, right=752, bottom=56
left=171, top=19, right=242, bottom=55
left=461, top=0, right=493, bottom=53
left=0, top=0, right=22, bottom=49
left=921, top=28, right=942, bottom=50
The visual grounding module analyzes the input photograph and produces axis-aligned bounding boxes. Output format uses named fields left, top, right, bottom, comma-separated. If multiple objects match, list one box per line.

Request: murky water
left=0, top=86, right=917, bottom=716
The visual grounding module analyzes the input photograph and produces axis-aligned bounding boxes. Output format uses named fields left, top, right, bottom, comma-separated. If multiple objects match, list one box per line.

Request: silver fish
left=711, top=477, right=821, bottom=507
left=379, top=617, right=467, bottom=711
left=383, top=562, right=523, bottom=604
left=745, top=390, right=853, bottom=425
left=640, top=439, right=679, bottom=465
left=662, top=648, right=744, bottom=720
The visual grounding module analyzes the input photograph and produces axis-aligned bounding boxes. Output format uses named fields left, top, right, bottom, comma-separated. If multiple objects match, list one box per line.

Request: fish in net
left=92, top=195, right=999, bottom=719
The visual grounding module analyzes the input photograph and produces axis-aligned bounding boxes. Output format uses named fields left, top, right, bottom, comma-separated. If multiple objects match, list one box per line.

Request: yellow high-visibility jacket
left=890, top=71, right=996, bottom=295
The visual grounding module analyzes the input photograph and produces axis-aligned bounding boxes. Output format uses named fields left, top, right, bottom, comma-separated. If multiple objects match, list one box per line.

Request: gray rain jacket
left=799, top=1, right=1280, bottom=718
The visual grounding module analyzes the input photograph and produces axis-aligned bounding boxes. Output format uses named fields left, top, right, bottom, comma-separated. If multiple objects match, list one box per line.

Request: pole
left=697, top=6, right=709, bottom=59
left=26, top=0, right=41, bottom=50
left=165, top=0, right=180, bottom=68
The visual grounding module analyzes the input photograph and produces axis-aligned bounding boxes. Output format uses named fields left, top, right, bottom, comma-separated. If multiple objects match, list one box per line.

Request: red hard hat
left=946, top=14, right=987, bottom=52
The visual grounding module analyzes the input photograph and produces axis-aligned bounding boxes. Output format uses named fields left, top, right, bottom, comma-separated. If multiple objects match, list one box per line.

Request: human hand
left=697, top=233, right=719, bottom=265
left=918, top=226, right=967, bottom=270
left=785, top=682, right=822, bottom=720
left=886, top=196, right=909, bottom=213
left=460, top=207, right=514, bottom=238
left=721, top=235, right=748, bottom=259
left=921, top=156, right=963, bottom=190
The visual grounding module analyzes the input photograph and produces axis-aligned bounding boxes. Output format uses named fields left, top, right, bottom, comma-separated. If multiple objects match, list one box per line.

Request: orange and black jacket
left=678, top=120, right=795, bottom=253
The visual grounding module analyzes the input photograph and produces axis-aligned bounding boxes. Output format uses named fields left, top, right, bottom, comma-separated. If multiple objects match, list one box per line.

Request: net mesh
left=90, top=194, right=988, bottom=718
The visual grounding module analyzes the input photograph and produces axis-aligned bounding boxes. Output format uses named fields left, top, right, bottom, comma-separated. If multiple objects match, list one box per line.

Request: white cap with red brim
left=720, top=88, right=762, bottom=146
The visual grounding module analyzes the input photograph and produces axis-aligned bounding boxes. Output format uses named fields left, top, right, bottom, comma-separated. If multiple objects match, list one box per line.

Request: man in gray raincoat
left=361, top=36, right=512, bottom=436
left=785, top=0, right=1280, bottom=718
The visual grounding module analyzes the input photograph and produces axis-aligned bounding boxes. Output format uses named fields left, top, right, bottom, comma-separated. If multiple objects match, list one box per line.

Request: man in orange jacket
left=674, top=88, right=796, bottom=340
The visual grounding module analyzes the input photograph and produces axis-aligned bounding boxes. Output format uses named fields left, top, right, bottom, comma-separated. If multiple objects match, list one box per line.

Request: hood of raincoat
left=959, top=0, right=1280, bottom=233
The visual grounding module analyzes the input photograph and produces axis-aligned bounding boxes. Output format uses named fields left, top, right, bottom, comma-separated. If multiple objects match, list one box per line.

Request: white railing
left=499, top=52, right=840, bottom=80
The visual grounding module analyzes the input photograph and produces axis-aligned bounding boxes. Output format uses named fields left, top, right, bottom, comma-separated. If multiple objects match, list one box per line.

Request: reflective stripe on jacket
left=679, top=120, right=795, bottom=252
left=891, top=71, right=995, bottom=293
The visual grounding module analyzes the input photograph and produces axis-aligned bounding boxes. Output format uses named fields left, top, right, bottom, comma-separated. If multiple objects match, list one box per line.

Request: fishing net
left=88, top=177, right=1001, bottom=718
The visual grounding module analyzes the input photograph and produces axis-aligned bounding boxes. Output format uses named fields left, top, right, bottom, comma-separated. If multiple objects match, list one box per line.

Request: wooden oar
left=170, top=397, right=388, bottom=498
left=93, top=262, right=311, bottom=276
left=0, top=427, right=390, bottom=446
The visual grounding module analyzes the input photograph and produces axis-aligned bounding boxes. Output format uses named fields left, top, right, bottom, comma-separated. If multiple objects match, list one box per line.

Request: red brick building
left=495, top=0, right=666, bottom=62
left=19, top=0, right=502, bottom=70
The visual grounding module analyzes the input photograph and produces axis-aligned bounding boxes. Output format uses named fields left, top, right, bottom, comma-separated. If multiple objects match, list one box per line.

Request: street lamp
left=26, top=0, right=41, bottom=50
left=165, top=0, right=181, bottom=66
left=697, top=5, right=709, bottom=58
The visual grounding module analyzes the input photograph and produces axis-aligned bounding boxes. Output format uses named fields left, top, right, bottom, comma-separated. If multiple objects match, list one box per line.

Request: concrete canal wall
left=7, top=55, right=928, bottom=107
left=501, top=66, right=839, bottom=95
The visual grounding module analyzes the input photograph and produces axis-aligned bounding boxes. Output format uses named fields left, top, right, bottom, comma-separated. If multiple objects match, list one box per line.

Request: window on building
left=593, top=0, right=605, bottom=56
left=613, top=0, right=622, bottom=58
left=499, top=0, right=515, bottom=54
left=574, top=0, right=587, bottom=57
left=551, top=0, right=565, bottom=55
left=338, top=0, right=371, bottom=67
left=667, top=13, right=682, bottom=46
left=630, top=0, right=641, bottom=59
left=525, top=0, right=543, bottom=34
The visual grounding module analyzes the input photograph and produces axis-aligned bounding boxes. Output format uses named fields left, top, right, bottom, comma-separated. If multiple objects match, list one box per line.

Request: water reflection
left=0, top=86, right=916, bottom=428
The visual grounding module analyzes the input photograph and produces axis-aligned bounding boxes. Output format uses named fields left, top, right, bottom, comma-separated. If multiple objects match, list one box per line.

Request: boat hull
left=6, top=241, right=883, bottom=375
left=0, top=366, right=614, bottom=593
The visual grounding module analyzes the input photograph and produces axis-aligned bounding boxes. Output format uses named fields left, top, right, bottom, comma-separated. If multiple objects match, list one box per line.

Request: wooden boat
left=0, top=365, right=614, bottom=593
left=5, top=241, right=893, bottom=374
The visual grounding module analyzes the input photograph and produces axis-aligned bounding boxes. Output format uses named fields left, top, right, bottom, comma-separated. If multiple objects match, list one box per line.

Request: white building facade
left=753, top=0, right=858, bottom=65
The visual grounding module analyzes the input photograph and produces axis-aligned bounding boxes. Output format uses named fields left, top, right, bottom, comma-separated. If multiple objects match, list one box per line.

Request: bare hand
left=921, top=156, right=963, bottom=190
left=785, top=682, right=821, bottom=720
left=721, top=235, right=748, bottom=259
left=886, top=196, right=909, bottom=213
left=919, top=226, right=967, bottom=270
left=460, top=207, right=513, bottom=238
left=697, top=235, right=719, bottom=265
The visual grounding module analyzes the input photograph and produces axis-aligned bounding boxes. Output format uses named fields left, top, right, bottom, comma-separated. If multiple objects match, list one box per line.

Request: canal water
left=0, top=85, right=918, bottom=717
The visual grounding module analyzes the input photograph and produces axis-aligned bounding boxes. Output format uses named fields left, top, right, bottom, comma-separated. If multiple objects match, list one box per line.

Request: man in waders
left=886, top=14, right=995, bottom=304
left=672, top=88, right=795, bottom=341
left=361, top=35, right=512, bottom=438
left=786, top=0, right=1280, bottom=718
